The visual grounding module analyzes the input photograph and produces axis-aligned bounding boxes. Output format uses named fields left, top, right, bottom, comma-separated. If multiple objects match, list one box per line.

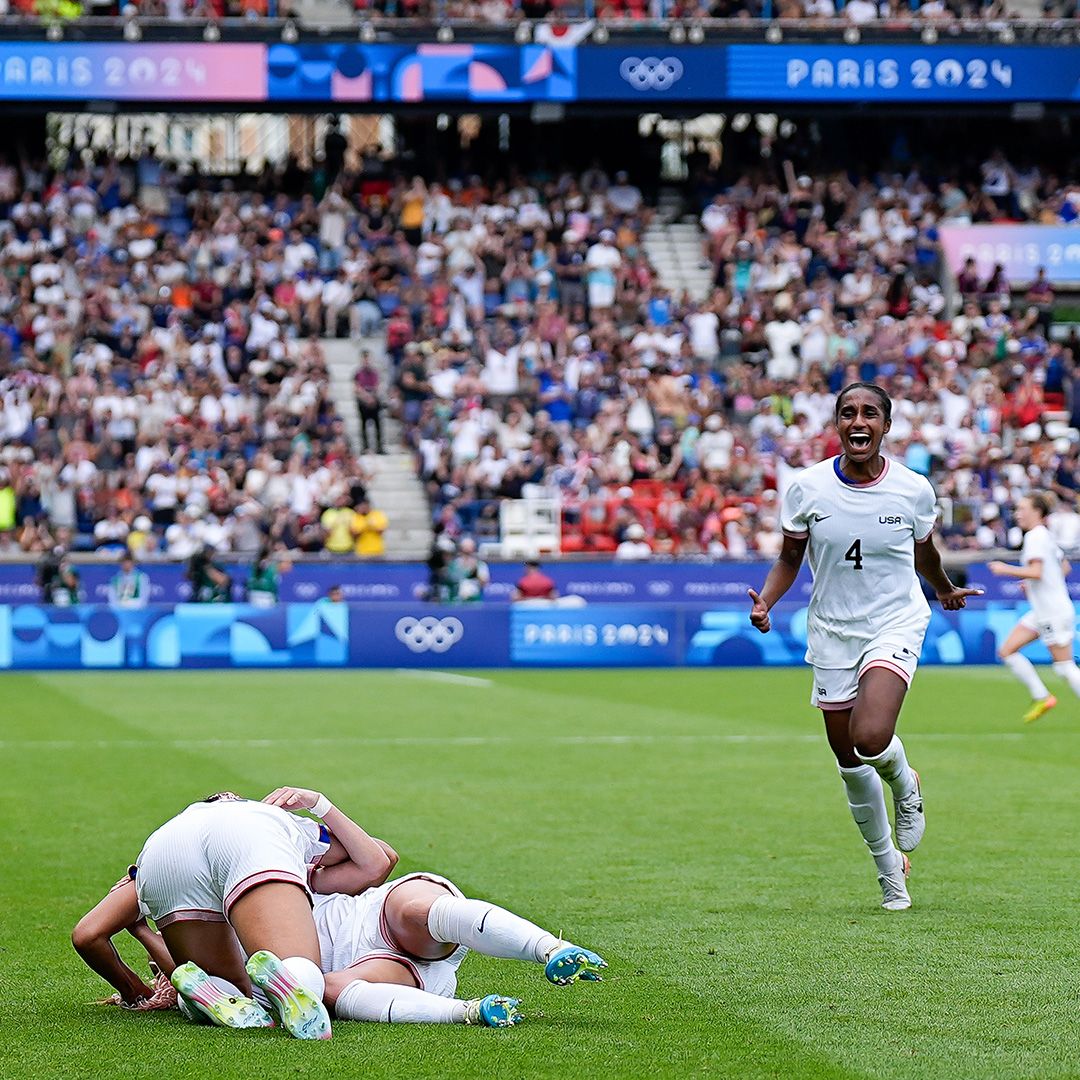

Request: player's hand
left=748, top=588, right=771, bottom=633
left=936, top=586, right=984, bottom=610
left=987, top=561, right=1010, bottom=576
left=263, top=786, right=323, bottom=813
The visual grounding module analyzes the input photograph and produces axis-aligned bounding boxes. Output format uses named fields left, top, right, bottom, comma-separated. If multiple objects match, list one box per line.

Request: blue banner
left=0, top=40, right=1076, bottom=103
left=723, top=44, right=1080, bottom=102
left=0, top=559, right=1056, bottom=606
left=0, top=599, right=1071, bottom=669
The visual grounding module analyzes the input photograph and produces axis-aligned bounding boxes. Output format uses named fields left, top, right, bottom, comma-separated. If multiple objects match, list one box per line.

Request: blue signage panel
left=725, top=44, right=1080, bottom=102
left=510, top=603, right=684, bottom=665
left=0, top=40, right=1075, bottom=104
left=0, top=600, right=1070, bottom=669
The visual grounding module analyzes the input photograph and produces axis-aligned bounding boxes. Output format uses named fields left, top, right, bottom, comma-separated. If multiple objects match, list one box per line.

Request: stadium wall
left=0, top=560, right=1047, bottom=605
left=0, top=599, right=1069, bottom=670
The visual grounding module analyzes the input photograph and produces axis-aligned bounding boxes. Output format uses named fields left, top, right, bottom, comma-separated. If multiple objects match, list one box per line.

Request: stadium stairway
left=642, top=220, right=715, bottom=303
left=322, top=337, right=434, bottom=560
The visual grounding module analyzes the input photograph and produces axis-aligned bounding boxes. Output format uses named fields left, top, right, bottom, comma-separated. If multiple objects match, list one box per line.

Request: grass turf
left=2, top=666, right=1078, bottom=1079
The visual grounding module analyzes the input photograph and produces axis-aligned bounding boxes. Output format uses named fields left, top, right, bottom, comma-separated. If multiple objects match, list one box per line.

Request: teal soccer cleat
left=544, top=945, right=607, bottom=986
left=465, top=994, right=524, bottom=1027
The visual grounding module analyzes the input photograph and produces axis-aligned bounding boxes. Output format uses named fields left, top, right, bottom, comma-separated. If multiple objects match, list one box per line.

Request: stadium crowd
left=0, top=145, right=1079, bottom=567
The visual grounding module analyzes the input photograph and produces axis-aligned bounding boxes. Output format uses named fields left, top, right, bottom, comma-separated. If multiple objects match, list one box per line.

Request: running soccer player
left=74, top=788, right=394, bottom=1039
left=748, top=383, right=981, bottom=911
left=990, top=492, right=1080, bottom=722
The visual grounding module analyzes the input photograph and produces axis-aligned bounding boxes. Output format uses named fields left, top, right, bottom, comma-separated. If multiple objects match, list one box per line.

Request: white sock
left=856, top=734, right=916, bottom=801
left=281, top=956, right=325, bottom=1003
left=335, top=979, right=467, bottom=1024
left=427, top=896, right=562, bottom=964
left=838, top=764, right=899, bottom=875
left=1004, top=653, right=1050, bottom=700
left=176, top=975, right=244, bottom=1025
left=1052, top=660, right=1080, bottom=697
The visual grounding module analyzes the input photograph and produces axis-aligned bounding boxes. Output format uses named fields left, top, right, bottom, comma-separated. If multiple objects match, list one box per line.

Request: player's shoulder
left=883, top=458, right=935, bottom=496
left=792, top=458, right=837, bottom=492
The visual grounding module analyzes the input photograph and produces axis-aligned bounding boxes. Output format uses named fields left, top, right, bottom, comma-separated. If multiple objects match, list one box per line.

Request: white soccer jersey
left=1021, top=524, right=1072, bottom=623
left=781, top=456, right=938, bottom=668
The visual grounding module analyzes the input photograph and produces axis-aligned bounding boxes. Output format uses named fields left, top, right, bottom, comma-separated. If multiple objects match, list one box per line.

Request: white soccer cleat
left=878, top=851, right=912, bottom=911
left=894, top=769, right=925, bottom=853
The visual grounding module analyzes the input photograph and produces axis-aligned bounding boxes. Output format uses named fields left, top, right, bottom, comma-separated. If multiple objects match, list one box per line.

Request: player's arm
left=72, top=879, right=154, bottom=1004
left=915, top=537, right=983, bottom=609
left=748, top=532, right=808, bottom=634
left=263, top=786, right=395, bottom=895
left=987, top=558, right=1042, bottom=580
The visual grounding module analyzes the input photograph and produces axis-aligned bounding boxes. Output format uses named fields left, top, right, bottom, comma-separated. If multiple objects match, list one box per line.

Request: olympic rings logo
left=395, top=616, right=465, bottom=654
left=618, top=56, right=684, bottom=92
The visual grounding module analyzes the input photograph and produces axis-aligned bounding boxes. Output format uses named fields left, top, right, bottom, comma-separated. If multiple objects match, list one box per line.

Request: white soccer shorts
left=313, top=872, right=467, bottom=998
left=1019, top=610, right=1077, bottom=648
left=810, top=639, right=921, bottom=711
left=134, top=801, right=327, bottom=928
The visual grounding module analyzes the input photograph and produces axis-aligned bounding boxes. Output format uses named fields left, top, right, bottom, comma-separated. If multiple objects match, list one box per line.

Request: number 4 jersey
left=781, top=456, right=939, bottom=668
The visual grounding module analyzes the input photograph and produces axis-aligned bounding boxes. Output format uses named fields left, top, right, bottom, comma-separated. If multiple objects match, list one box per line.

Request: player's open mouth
left=848, top=433, right=872, bottom=449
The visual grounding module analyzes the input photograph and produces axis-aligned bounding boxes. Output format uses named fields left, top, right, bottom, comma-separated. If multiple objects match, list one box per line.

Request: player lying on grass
left=989, top=491, right=1080, bottom=723
left=73, top=787, right=395, bottom=1040
left=749, top=383, right=981, bottom=911
left=74, top=786, right=606, bottom=1031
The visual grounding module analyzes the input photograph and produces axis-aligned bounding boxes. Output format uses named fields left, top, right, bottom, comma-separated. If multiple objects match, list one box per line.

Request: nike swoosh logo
left=892, top=651, right=911, bottom=661
left=852, top=809, right=873, bottom=825
left=811, top=514, right=832, bottom=523
left=478, top=910, right=490, bottom=934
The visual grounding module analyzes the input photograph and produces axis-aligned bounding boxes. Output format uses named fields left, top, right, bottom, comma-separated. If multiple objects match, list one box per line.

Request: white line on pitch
left=0, top=732, right=1030, bottom=751
left=394, top=669, right=493, bottom=688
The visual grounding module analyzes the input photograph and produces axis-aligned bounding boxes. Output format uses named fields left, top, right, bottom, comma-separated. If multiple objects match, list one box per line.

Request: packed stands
left=0, top=147, right=1079, bottom=562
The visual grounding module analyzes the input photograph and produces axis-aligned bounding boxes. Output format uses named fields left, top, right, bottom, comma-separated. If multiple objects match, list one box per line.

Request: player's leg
left=328, top=956, right=521, bottom=1027
left=384, top=877, right=606, bottom=984
left=999, top=620, right=1054, bottom=720
left=161, top=921, right=274, bottom=1028
left=849, top=665, right=924, bottom=853
left=1048, top=638, right=1080, bottom=698
left=824, top=705, right=909, bottom=909
left=228, top=882, right=331, bottom=1040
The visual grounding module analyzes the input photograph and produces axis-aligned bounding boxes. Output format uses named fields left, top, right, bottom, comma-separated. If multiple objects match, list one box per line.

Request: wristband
left=310, top=794, right=333, bottom=819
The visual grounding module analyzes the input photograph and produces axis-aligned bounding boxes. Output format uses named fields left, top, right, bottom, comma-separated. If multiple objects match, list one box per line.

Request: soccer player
left=990, top=492, right=1080, bottom=722
left=314, top=871, right=606, bottom=1028
left=748, top=383, right=980, bottom=911
left=74, top=788, right=394, bottom=1039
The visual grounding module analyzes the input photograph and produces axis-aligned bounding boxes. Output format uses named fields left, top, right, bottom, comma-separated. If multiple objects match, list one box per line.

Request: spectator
left=353, top=499, right=389, bottom=557
left=448, top=537, right=489, bottom=601
left=513, top=559, right=558, bottom=602
left=615, top=522, right=652, bottom=561
left=108, top=554, right=150, bottom=609
left=187, top=547, right=231, bottom=603
left=246, top=545, right=280, bottom=607
left=354, top=350, right=384, bottom=455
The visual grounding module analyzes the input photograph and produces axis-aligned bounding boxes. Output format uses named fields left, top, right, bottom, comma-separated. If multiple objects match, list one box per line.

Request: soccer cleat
left=1023, top=695, right=1057, bottom=724
left=245, top=951, right=331, bottom=1040
left=464, top=995, right=524, bottom=1028
left=170, top=962, right=275, bottom=1028
left=544, top=945, right=607, bottom=986
left=878, top=852, right=912, bottom=912
left=894, top=769, right=925, bottom=853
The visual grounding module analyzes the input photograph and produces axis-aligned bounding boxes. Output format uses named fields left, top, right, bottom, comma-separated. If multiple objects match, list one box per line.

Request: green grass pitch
left=3, top=666, right=1080, bottom=1079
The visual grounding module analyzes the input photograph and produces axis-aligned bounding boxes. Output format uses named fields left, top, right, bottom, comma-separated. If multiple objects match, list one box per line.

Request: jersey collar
left=834, top=455, right=890, bottom=488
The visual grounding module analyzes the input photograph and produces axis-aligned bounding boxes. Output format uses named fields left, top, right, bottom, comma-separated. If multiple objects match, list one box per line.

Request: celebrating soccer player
left=990, top=492, right=1080, bottom=722
left=748, top=383, right=981, bottom=910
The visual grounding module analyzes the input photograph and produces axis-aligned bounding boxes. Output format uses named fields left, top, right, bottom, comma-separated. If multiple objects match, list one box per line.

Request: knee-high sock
left=427, top=896, right=562, bottom=964
left=857, top=734, right=916, bottom=801
left=281, top=956, right=325, bottom=1003
left=1005, top=652, right=1050, bottom=699
left=335, top=979, right=467, bottom=1024
left=838, top=764, right=898, bottom=874
left=1052, top=660, right=1080, bottom=697
left=176, top=976, right=245, bottom=1024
